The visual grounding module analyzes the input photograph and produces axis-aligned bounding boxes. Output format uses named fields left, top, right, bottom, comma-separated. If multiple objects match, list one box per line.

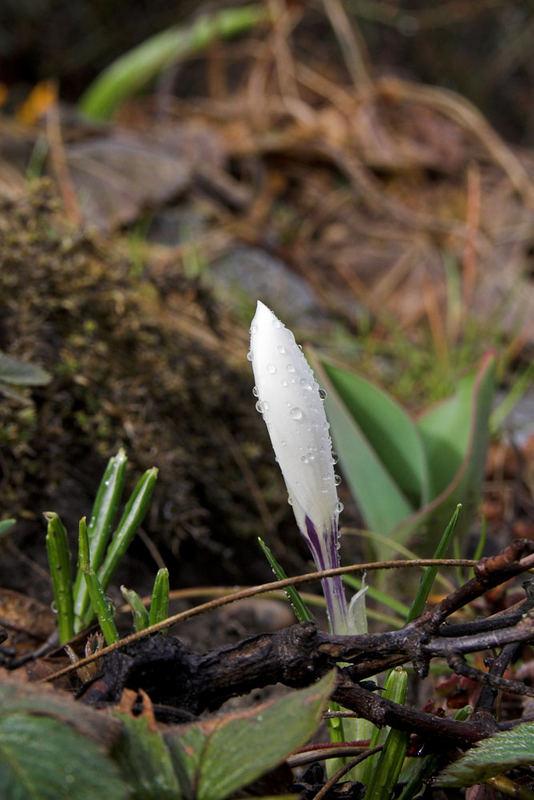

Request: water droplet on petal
left=288, top=496, right=294, bottom=506
left=300, top=378, right=312, bottom=390
left=289, top=407, right=303, bottom=421
left=301, top=454, right=309, bottom=464
left=334, top=474, right=342, bottom=486
left=287, top=364, right=296, bottom=373
left=336, top=501, right=344, bottom=513
left=277, top=344, right=286, bottom=355
left=332, top=451, right=339, bottom=464
left=266, top=363, right=277, bottom=374
left=281, top=380, right=289, bottom=388
left=319, top=388, right=328, bottom=400
left=246, top=350, right=253, bottom=361
left=252, top=386, right=259, bottom=397
left=255, top=400, right=269, bottom=413
left=250, top=324, right=257, bottom=334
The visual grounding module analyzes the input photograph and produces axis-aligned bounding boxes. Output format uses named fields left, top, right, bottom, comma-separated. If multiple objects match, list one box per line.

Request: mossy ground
left=0, top=181, right=305, bottom=602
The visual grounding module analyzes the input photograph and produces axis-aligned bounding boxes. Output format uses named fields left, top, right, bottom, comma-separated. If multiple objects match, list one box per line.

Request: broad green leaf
left=417, top=353, right=495, bottom=498
left=316, top=353, right=429, bottom=506
left=395, top=352, right=496, bottom=556
left=0, top=352, right=51, bottom=386
left=0, top=680, right=121, bottom=744
left=166, top=670, right=336, bottom=800
left=436, top=722, right=534, bottom=787
left=309, top=349, right=495, bottom=565
left=0, top=713, right=127, bottom=800
left=112, top=714, right=182, bottom=800
left=308, top=352, right=414, bottom=556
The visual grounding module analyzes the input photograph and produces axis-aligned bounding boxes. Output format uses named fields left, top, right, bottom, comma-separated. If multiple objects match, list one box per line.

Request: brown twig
left=311, top=747, right=382, bottom=800
left=39, top=556, right=476, bottom=684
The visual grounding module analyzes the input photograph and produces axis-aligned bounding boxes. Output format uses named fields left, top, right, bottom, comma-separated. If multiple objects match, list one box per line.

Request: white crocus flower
left=249, top=300, right=348, bottom=634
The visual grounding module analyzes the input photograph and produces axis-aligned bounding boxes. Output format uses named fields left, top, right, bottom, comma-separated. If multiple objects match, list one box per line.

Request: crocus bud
left=249, top=300, right=348, bottom=633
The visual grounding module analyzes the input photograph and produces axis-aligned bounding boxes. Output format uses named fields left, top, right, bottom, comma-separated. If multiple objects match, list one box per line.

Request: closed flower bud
left=250, top=301, right=347, bottom=633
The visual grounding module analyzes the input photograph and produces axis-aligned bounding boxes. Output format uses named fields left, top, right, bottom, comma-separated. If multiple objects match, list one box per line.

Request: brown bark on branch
left=80, top=540, right=534, bottom=747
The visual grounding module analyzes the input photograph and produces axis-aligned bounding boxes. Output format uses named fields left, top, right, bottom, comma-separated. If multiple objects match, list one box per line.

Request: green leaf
left=0, top=353, right=51, bottom=386
left=73, top=449, right=127, bottom=631
left=79, top=5, right=268, bottom=120
left=97, top=467, right=158, bottom=593
left=0, top=519, right=16, bottom=538
left=258, top=537, right=314, bottom=623
left=166, top=670, right=336, bottom=800
left=417, top=352, right=495, bottom=499
left=317, top=353, right=429, bottom=506
left=112, top=714, right=182, bottom=800
left=397, top=351, right=496, bottom=555
left=44, top=512, right=75, bottom=643
left=308, top=351, right=415, bottom=555
left=308, top=350, right=495, bottom=563
left=149, top=567, right=170, bottom=629
left=0, top=711, right=126, bottom=800
left=121, top=585, right=150, bottom=632
left=79, top=517, right=120, bottom=645
left=406, top=504, right=461, bottom=622
left=436, top=721, right=534, bottom=787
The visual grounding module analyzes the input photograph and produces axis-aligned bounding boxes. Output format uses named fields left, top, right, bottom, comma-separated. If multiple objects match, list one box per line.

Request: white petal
left=250, top=301, right=339, bottom=544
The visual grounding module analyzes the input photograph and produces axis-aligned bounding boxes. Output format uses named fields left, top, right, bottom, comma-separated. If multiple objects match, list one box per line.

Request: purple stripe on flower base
left=304, top=515, right=348, bottom=634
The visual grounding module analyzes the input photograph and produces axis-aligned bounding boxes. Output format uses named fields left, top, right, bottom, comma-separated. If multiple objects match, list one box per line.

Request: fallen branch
left=76, top=540, right=534, bottom=749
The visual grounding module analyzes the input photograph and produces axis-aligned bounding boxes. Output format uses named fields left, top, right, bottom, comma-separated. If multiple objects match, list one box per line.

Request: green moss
left=0, top=181, right=298, bottom=588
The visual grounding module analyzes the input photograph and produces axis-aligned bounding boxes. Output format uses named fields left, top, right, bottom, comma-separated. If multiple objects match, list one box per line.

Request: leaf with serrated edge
left=0, top=713, right=127, bottom=800
left=436, top=722, right=534, bottom=787
left=166, top=670, right=336, bottom=800
left=112, top=714, right=181, bottom=799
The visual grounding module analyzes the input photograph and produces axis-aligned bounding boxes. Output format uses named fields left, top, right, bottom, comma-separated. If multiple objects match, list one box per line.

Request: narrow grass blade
left=364, top=668, right=408, bottom=800
left=121, top=586, right=150, bottom=632
left=406, top=504, right=462, bottom=623
left=149, top=568, right=170, bottom=634
left=73, top=449, right=127, bottom=631
left=258, top=538, right=313, bottom=623
left=96, top=467, right=158, bottom=595
left=44, top=512, right=74, bottom=644
left=79, top=517, right=119, bottom=645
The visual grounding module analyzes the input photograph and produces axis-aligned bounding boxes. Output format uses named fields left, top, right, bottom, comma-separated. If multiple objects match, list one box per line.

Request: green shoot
left=406, top=504, right=462, bottom=622
left=363, top=668, right=408, bottom=800
left=121, top=586, right=150, bottom=632
left=78, top=517, right=119, bottom=646
left=258, top=537, right=313, bottom=623
left=149, top=567, right=170, bottom=630
left=73, top=449, right=127, bottom=631
left=96, top=467, right=158, bottom=597
left=44, top=512, right=75, bottom=644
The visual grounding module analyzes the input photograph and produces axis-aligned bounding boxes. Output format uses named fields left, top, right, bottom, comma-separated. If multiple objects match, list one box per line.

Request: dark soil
left=0, top=180, right=313, bottom=608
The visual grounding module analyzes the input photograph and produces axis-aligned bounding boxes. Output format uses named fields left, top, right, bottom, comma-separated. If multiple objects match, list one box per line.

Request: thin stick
left=312, top=746, right=383, bottom=800
left=39, top=557, right=476, bottom=684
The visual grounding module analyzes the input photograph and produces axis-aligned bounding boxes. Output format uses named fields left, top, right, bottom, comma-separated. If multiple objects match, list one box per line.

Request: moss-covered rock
left=0, top=181, right=302, bottom=595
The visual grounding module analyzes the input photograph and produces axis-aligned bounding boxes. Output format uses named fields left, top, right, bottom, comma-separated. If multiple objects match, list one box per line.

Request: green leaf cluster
left=0, top=672, right=334, bottom=799
left=308, top=350, right=496, bottom=561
